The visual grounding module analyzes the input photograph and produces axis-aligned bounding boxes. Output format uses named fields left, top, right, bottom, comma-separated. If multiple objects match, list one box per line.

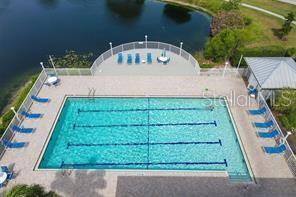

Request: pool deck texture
left=1, top=75, right=295, bottom=196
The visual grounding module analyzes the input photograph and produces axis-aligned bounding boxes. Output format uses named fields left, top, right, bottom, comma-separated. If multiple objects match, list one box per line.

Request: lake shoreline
left=159, top=0, right=214, bottom=15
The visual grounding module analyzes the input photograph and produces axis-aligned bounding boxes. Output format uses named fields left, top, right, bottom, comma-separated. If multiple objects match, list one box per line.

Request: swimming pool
left=38, top=97, right=251, bottom=181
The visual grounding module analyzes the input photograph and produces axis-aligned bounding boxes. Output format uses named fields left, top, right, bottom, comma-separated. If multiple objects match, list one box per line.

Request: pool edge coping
left=224, top=97, right=256, bottom=183
left=34, top=95, right=255, bottom=183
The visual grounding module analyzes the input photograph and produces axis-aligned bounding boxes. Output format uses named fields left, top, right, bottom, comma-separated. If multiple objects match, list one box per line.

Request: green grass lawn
left=242, top=7, right=296, bottom=48
left=242, top=0, right=296, bottom=16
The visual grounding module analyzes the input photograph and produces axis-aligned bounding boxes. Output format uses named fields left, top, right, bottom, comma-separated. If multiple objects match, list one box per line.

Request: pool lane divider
left=60, top=159, right=228, bottom=168
left=66, top=139, right=222, bottom=149
left=73, top=120, right=217, bottom=129
left=77, top=106, right=214, bottom=114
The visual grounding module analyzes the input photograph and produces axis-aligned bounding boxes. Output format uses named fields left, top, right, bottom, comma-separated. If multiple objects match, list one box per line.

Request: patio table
left=0, top=172, right=7, bottom=184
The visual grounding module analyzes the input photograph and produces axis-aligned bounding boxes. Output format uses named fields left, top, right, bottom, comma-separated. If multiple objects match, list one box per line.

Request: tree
left=3, top=184, right=60, bottom=197
left=280, top=12, right=295, bottom=40
left=204, top=29, right=248, bottom=62
left=211, top=11, right=245, bottom=35
left=272, top=88, right=296, bottom=113
left=221, top=0, right=241, bottom=11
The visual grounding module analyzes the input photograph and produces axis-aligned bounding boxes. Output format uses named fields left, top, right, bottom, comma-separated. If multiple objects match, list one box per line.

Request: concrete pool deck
left=0, top=75, right=295, bottom=196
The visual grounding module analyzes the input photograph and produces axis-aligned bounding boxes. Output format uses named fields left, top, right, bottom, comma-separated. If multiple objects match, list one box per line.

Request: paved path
left=241, top=3, right=296, bottom=25
left=278, top=0, right=296, bottom=5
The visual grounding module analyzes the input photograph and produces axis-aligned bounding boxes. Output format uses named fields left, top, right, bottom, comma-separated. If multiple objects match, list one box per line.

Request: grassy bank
left=0, top=75, right=38, bottom=136
left=160, top=0, right=220, bottom=15
left=242, top=0, right=296, bottom=16
left=241, top=7, right=296, bottom=48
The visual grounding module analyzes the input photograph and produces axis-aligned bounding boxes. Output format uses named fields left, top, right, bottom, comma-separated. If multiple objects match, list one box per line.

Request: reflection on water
left=163, top=4, right=191, bottom=24
left=38, top=0, right=59, bottom=8
left=105, top=0, right=145, bottom=20
left=0, top=0, right=210, bottom=99
left=0, top=0, right=10, bottom=13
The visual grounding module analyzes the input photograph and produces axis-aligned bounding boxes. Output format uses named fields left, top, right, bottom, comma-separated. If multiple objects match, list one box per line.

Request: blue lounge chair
left=248, top=107, right=266, bottom=115
left=135, top=53, right=140, bottom=64
left=257, top=129, right=279, bottom=138
left=1, top=140, right=26, bottom=149
left=263, top=144, right=286, bottom=154
left=248, top=88, right=257, bottom=95
left=147, top=53, right=152, bottom=64
left=127, top=54, right=132, bottom=64
left=1, top=166, right=14, bottom=180
left=253, top=120, right=273, bottom=128
left=12, top=125, right=34, bottom=134
left=21, top=111, right=42, bottom=119
left=117, top=53, right=123, bottom=64
left=31, top=95, right=49, bottom=103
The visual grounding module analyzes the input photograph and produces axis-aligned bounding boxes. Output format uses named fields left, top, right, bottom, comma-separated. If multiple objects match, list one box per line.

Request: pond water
left=0, top=0, right=211, bottom=92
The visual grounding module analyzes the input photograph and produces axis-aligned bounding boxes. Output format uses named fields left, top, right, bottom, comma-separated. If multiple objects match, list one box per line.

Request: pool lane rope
left=60, top=159, right=228, bottom=168
left=73, top=120, right=217, bottom=129
left=77, top=106, right=214, bottom=113
left=67, top=139, right=222, bottom=148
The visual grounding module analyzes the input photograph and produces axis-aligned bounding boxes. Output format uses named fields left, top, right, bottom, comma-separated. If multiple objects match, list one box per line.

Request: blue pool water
left=39, top=97, right=250, bottom=180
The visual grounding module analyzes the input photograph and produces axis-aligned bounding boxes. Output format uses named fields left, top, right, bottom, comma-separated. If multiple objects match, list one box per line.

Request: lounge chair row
left=118, top=53, right=152, bottom=64
left=0, top=95, right=50, bottom=150
left=248, top=106, right=286, bottom=154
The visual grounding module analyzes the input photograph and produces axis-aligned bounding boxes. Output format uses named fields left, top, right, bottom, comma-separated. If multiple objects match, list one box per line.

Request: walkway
left=279, top=0, right=296, bottom=5
left=241, top=3, right=296, bottom=25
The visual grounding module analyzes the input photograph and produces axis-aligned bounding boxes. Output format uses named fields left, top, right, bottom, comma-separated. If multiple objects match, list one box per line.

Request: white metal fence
left=0, top=70, right=47, bottom=158
left=90, top=41, right=200, bottom=75
left=257, top=92, right=296, bottom=176
left=199, top=68, right=246, bottom=77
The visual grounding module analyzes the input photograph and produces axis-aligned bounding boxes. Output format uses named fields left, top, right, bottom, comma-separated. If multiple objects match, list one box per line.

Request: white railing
left=90, top=41, right=200, bottom=75
left=0, top=70, right=47, bottom=158
left=257, top=92, right=296, bottom=176
left=199, top=68, right=247, bottom=77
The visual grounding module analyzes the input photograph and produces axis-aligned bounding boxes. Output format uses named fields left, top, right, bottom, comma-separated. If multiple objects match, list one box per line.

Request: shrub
left=230, top=46, right=287, bottom=67
left=286, top=47, right=296, bottom=59
left=211, top=11, right=245, bottom=35
left=272, top=89, right=296, bottom=113
left=272, top=89, right=296, bottom=130
left=280, top=112, right=296, bottom=130
left=204, top=29, right=248, bottom=62
left=0, top=75, right=37, bottom=136
left=3, top=184, right=60, bottom=197
left=221, top=0, right=241, bottom=11
left=178, top=0, right=223, bottom=13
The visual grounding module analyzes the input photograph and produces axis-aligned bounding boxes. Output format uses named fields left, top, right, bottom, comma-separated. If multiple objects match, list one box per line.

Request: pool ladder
left=88, top=88, right=96, bottom=99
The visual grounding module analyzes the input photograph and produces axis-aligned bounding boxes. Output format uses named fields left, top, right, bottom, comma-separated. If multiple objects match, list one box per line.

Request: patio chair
left=135, top=53, right=140, bottom=64
left=127, top=54, right=132, bottom=64
left=11, top=125, right=34, bottom=134
left=21, top=111, right=42, bottom=119
left=257, top=129, right=279, bottom=138
left=31, top=95, right=49, bottom=103
left=253, top=120, right=273, bottom=128
left=263, top=144, right=286, bottom=154
left=1, top=140, right=27, bottom=149
left=117, top=53, right=123, bottom=64
left=147, top=53, right=152, bottom=64
left=248, top=107, right=266, bottom=115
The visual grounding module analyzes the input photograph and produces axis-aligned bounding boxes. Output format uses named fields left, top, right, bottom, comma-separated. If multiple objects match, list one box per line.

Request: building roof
left=244, top=57, right=296, bottom=89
